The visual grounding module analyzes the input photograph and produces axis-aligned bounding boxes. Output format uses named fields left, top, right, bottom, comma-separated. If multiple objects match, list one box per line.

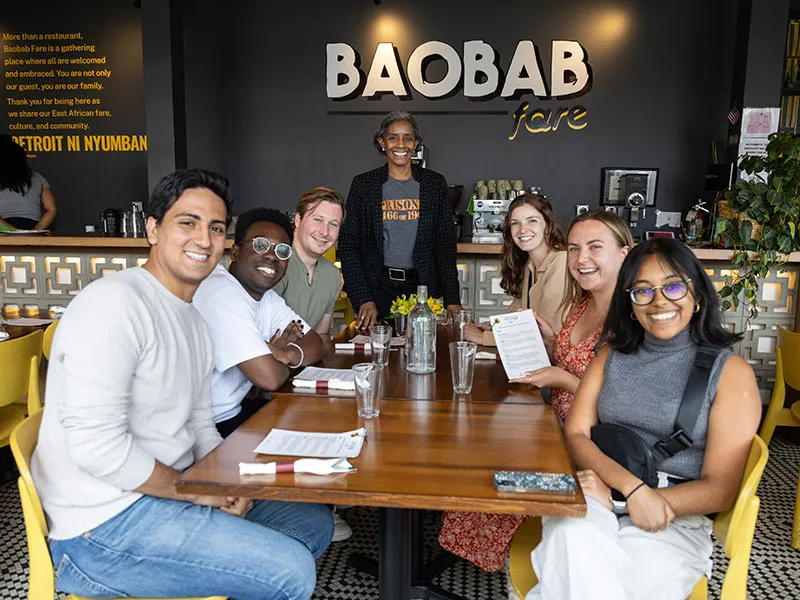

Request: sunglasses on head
left=244, top=237, right=293, bottom=261
left=627, top=279, right=691, bottom=306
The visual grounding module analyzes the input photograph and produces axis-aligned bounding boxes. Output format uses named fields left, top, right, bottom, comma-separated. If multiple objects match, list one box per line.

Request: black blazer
left=339, top=163, right=460, bottom=310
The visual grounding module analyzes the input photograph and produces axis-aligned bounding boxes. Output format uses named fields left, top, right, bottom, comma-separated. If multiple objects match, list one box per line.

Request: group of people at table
left=24, top=111, right=761, bottom=600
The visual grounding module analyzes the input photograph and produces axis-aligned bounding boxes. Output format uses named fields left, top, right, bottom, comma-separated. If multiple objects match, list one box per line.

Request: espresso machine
left=470, top=180, right=526, bottom=243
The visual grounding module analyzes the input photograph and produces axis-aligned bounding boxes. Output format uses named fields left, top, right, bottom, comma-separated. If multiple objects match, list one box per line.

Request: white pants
left=525, top=498, right=713, bottom=600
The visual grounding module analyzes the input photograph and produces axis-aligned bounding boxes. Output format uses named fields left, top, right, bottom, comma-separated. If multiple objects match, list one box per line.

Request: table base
left=348, top=508, right=470, bottom=600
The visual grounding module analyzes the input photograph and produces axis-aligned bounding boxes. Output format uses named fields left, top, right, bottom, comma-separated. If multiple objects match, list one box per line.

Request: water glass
left=452, top=310, right=469, bottom=341
left=370, top=324, right=392, bottom=365
left=449, top=341, right=477, bottom=394
left=353, top=362, right=383, bottom=418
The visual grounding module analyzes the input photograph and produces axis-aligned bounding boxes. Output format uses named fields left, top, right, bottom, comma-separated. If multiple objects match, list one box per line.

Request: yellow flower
left=389, top=294, right=444, bottom=317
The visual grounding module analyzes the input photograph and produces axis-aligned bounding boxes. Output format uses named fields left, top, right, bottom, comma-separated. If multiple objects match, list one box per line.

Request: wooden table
left=277, top=324, right=544, bottom=405
left=177, top=394, right=584, bottom=600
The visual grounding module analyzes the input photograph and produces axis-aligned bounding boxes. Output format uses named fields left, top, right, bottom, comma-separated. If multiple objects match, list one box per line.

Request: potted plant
left=388, top=293, right=445, bottom=336
left=714, top=131, right=800, bottom=320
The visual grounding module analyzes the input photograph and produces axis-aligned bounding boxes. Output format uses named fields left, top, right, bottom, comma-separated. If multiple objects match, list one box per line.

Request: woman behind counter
left=463, top=193, right=568, bottom=345
left=0, top=135, right=57, bottom=230
left=338, top=111, right=462, bottom=329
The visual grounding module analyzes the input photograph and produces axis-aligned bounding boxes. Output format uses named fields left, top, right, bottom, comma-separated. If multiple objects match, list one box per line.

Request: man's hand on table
left=267, top=322, right=304, bottom=366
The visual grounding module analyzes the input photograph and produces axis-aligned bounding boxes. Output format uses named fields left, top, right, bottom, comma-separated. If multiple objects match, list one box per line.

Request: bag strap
left=652, top=346, right=721, bottom=461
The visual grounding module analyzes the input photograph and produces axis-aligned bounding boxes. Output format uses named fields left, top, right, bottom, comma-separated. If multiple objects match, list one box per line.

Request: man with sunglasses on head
left=193, top=208, right=324, bottom=437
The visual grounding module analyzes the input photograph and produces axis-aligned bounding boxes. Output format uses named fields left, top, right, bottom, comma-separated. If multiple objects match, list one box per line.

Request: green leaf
left=721, top=300, right=732, bottom=311
left=790, top=221, right=796, bottom=239
left=719, top=285, right=732, bottom=297
left=739, top=220, right=753, bottom=245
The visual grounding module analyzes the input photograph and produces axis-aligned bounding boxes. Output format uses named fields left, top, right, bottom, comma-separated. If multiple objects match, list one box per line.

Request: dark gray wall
left=0, top=0, right=147, bottom=233
left=183, top=0, right=741, bottom=235
left=744, top=0, right=790, bottom=107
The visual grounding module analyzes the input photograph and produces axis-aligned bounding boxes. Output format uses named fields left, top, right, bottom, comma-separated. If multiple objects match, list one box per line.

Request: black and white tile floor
left=2, top=433, right=800, bottom=600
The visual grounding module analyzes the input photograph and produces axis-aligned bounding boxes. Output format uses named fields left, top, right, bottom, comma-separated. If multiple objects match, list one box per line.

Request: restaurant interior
left=2, top=0, right=800, bottom=599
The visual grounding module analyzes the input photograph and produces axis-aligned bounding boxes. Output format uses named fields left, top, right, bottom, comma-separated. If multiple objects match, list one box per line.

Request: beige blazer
left=482, top=249, right=569, bottom=346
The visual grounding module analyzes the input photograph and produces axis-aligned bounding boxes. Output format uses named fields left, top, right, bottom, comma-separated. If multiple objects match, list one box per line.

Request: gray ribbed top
left=597, top=330, right=731, bottom=480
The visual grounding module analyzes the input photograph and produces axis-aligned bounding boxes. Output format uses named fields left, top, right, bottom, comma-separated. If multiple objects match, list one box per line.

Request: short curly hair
left=234, top=208, right=293, bottom=245
left=372, top=111, right=423, bottom=154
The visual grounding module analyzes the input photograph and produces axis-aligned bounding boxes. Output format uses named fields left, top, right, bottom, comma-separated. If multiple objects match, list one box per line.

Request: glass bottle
left=406, top=285, right=436, bottom=374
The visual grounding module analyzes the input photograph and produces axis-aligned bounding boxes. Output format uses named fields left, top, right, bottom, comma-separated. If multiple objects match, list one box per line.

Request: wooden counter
left=3, top=235, right=800, bottom=263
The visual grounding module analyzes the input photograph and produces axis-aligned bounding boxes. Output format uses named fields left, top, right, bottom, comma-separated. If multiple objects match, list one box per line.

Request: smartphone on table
left=494, top=471, right=577, bottom=495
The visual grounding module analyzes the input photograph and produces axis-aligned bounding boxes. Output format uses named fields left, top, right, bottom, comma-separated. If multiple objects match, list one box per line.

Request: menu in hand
left=491, top=309, right=551, bottom=380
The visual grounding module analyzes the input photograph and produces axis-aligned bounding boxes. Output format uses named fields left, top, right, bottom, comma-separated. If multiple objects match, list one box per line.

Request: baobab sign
left=326, top=39, right=592, bottom=139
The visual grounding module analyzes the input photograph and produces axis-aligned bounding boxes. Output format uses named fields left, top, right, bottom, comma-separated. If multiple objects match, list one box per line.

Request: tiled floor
left=2, top=433, right=800, bottom=599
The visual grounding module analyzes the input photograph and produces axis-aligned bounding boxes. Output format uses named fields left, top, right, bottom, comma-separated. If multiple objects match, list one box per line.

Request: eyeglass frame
left=626, top=278, right=692, bottom=306
left=241, top=236, right=293, bottom=261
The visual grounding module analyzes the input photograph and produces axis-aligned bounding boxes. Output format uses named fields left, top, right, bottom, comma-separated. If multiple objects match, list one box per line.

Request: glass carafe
left=406, top=285, right=436, bottom=374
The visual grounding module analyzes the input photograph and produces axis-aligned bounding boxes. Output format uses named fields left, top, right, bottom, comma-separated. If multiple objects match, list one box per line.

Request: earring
left=694, top=304, right=700, bottom=313
left=630, top=311, right=637, bottom=320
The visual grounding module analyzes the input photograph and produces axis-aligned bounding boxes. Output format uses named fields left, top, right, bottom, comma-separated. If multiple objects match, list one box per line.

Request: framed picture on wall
left=600, top=168, right=659, bottom=207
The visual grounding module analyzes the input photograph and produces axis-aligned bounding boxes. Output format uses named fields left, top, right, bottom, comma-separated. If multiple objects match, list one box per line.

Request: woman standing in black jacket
left=339, top=111, right=462, bottom=328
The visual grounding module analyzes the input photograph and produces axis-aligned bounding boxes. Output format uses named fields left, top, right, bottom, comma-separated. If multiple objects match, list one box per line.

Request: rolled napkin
left=292, top=378, right=355, bottom=391
left=335, top=342, right=371, bottom=353
left=239, top=457, right=356, bottom=476
left=476, top=351, right=498, bottom=360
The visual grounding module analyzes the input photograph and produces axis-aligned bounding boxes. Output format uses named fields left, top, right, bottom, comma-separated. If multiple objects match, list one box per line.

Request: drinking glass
left=449, top=341, right=477, bottom=394
left=370, top=324, right=391, bottom=365
left=452, top=310, right=469, bottom=341
left=353, top=362, right=383, bottom=418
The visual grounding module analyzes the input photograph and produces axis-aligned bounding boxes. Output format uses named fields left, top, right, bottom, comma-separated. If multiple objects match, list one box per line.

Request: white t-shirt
left=193, top=265, right=308, bottom=422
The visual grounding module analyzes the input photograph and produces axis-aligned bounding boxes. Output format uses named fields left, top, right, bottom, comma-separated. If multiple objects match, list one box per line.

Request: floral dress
left=550, top=298, right=602, bottom=420
left=438, top=298, right=601, bottom=571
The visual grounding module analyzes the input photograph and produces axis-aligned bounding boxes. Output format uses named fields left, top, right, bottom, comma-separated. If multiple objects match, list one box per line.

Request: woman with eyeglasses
left=439, top=211, right=632, bottom=573
left=338, top=111, right=462, bottom=328
left=525, top=237, right=760, bottom=599
left=462, top=193, right=569, bottom=346
left=192, top=208, right=325, bottom=438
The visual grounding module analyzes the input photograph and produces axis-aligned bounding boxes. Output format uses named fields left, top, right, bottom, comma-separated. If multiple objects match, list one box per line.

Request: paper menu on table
left=349, top=334, right=405, bottom=348
left=253, top=428, right=366, bottom=458
left=491, top=309, right=551, bottom=380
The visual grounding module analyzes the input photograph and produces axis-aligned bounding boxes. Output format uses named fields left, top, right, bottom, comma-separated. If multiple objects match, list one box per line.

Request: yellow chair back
left=510, top=436, right=768, bottom=600
left=759, top=325, right=800, bottom=444
left=0, top=329, right=43, bottom=409
left=777, top=326, right=800, bottom=389
left=10, top=413, right=227, bottom=600
left=42, top=320, right=59, bottom=360
left=323, top=246, right=337, bottom=263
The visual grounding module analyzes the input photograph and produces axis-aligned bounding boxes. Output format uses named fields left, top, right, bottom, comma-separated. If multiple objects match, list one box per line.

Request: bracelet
left=624, top=481, right=647, bottom=501
left=286, top=342, right=304, bottom=368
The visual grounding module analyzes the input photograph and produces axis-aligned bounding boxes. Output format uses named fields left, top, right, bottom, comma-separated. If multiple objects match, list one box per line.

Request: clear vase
left=406, top=285, right=436, bottom=374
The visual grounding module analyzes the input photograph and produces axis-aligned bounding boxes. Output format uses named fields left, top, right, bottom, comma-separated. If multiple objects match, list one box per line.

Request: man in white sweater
left=31, top=169, right=333, bottom=600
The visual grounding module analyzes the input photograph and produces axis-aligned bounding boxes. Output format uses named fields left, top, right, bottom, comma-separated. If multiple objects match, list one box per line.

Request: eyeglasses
left=627, top=279, right=692, bottom=306
left=244, top=237, right=293, bottom=261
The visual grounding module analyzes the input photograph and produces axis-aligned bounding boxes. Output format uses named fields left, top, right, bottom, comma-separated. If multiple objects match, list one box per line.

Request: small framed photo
left=645, top=231, right=675, bottom=240
left=600, top=168, right=659, bottom=207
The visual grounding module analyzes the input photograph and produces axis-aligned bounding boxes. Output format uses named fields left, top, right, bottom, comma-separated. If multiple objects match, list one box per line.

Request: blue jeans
left=49, top=496, right=334, bottom=600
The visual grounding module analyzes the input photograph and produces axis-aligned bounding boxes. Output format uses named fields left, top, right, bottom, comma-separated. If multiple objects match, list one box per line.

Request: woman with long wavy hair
left=463, top=193, right=568, bottom=345
left=0, top=135, right=57, bottom=230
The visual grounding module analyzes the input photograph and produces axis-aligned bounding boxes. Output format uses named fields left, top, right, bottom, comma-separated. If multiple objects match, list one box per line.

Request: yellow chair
left=759, top=325, right=800, bottom=446
left=10, top=412, right=226, bottom=600
left=42, top=319, right=59, bottom=360
left=0, top=329, right=43, bottom=447
left=324, top=246, right=355, bottom=326
left=792, top=402, right=800, bottom=548
left=509, top=436, right=768, bottom=600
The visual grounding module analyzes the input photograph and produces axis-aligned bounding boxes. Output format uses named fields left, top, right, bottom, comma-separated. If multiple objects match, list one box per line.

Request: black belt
left=383, top=267, right=418, bottom=282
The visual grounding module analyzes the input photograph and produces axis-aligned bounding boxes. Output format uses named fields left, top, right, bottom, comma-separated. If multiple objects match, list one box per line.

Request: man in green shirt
left=273, top=187, right=351, bottom=542
left=273, top=186, right=344, bottom=342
